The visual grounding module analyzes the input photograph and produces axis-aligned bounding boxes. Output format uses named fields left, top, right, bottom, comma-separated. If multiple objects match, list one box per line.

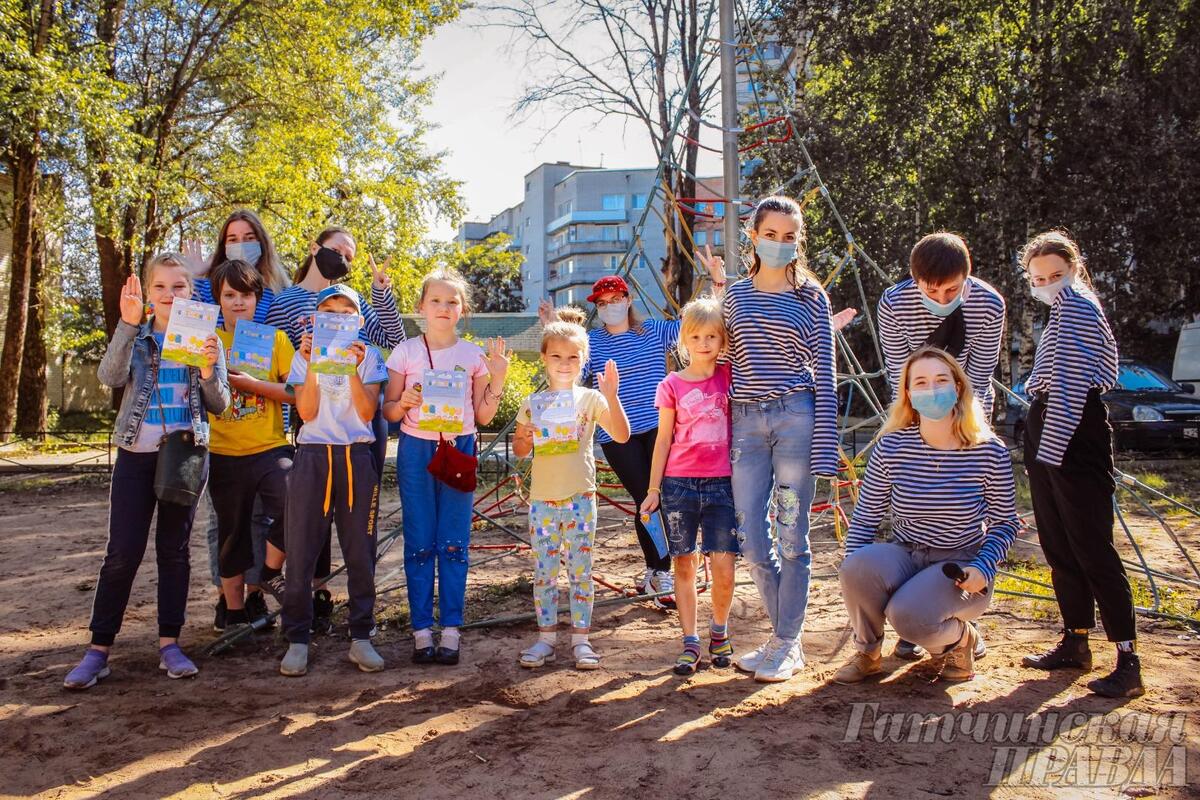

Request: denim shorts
left=661, top=476, right=739, bottom=557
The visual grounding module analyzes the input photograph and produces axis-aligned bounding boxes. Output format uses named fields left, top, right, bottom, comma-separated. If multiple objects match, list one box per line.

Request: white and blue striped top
left=582, top=319, right=680, bottom=444
left=877, top=276, right=1005, bottom=410
left=845, top=427, right=1019, bottom=581
left=722, top=277, right=840, bottom=476
left=192, top=278, right=276, bottom=326
left=1025, top=284, right=1118, bottom=467
left=264, top=283, right=406, bottom=349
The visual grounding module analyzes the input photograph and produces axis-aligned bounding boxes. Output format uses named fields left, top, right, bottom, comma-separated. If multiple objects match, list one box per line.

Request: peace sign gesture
left=119, top=275, right=145, bottom=326
left=369, top=254, right=392, bottom=290
left=696, top=244, right=727, bottom=288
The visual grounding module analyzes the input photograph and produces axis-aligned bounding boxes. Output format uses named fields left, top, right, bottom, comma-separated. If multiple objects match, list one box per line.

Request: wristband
left=646, top=487, right=661, bottom=495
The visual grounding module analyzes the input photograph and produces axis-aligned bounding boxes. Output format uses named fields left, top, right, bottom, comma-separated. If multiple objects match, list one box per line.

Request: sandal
left=519, top=640, right=556, bottom=668
left=673, top=648, right=701, bottom=676
left=573, top=641, right=601, bottom=670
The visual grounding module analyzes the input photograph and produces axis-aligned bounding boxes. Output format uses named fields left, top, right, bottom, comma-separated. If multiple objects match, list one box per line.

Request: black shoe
left=213, top=595, right=228, bottom=632
left=310, top=589, right=334, bottom=636
left=260, top=573, right=286, bottom=605
left=245, top=591, right=274, bottom=628
left=434, top=646, right=460, bottom=665
left=1022, top=631, right=1093, bottom=671
left=894, top=639, right=925, bottom=661
left=972, top=624, right=987, bottom=660
left=413, top=646, right=436, bottom=665
left=1087, top=651, right=1145, bottom=698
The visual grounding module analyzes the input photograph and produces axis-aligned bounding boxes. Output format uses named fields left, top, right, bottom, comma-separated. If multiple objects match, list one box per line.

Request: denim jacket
left=98, top=320, right=231, bottom=448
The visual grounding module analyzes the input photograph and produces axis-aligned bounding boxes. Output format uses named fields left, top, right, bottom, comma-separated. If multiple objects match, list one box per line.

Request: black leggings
left=1025, top=392, right=1136, bottom=642
left=601, top=428, right=671, bottom=572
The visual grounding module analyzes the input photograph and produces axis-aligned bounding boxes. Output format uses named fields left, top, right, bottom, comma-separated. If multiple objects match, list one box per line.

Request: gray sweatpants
left=839, top=541, right=992, bottom=656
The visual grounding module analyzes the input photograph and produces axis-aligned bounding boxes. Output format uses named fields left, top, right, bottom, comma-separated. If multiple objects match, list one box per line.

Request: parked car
left=1008, top=360, right=1200, bottom=452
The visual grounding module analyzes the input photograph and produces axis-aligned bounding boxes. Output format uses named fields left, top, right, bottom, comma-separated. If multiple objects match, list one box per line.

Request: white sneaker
left=649, top=569, right=677, bottom=610
left=754, top=638, right=803, bottom=683
left=736, top=637, right=778, bottom=673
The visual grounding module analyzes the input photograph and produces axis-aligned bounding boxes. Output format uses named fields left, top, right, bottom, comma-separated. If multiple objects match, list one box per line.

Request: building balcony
left=547, top=265, right=619, bottom=292
left=545, top=209, right=628, bottom=234
left=547, top=239, right=631, bottom=260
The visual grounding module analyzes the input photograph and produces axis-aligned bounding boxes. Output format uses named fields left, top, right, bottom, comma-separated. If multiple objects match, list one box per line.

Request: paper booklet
left=228, top=319, right=277, bottom=379
left=530, top=389, right=580, bottom=455
left=161, top=299, right=219, bottom=367
left=418, top=368, right=469, bottom=433
left=310, top=312, right=361, bottom=375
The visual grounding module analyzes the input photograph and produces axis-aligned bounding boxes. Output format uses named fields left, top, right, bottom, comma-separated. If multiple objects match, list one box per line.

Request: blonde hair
left=1018, top=230, right=1094, bottom=289
left=142, top=252, right=194, bottom=293
left=555, top=306, right=588, bottom=327
left=676, top=296, right=726, bottom=365
left=540, top=320, right=589, bottom=361
left=878, top=346, right=993, bottom=448
left=418, top=268, right=472, bottom=315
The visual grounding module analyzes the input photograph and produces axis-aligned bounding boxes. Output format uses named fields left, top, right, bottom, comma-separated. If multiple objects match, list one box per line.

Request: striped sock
left=709, top=622, right=732, bottom=658
left=676, top=635, right=701, bottom=670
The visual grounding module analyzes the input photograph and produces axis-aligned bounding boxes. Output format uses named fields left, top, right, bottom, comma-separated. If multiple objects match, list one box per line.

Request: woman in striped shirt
left=834, top=347, right=1018, bottom=684
left=720, top=195, right=839, bottom=683
left=1018, top=231, right=1142, bottom=699
left=539, top=264, right=724, bottom=607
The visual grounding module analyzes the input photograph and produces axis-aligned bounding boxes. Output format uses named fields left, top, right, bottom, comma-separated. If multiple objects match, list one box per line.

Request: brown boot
left=833, top=651, right=884, bottom=685
left=938, top=623, right=979, bottom=682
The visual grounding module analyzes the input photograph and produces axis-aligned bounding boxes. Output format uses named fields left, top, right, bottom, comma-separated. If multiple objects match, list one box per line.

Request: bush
left=484, top=352, right=542, bottom=432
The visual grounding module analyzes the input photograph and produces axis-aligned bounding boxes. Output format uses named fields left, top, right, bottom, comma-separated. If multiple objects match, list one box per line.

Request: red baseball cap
left=587, top=275, right=630, bottom=303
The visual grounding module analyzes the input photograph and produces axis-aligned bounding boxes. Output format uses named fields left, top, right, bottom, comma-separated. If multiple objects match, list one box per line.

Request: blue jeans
left=730, top=390, right=816, bottom=641
left=399, top=432, right=476, bottom=630
left=662, top=476, right=739, bottom=556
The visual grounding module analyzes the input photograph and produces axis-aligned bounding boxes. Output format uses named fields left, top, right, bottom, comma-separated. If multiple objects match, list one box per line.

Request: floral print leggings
left=529, top=492, right=597, bottom=628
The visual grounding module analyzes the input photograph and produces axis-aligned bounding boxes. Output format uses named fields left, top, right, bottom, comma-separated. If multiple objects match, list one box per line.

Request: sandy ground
left=1, top=471, right=1198, bottom=800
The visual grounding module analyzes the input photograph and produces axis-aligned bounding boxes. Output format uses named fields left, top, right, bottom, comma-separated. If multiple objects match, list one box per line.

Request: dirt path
left=1, top=476, right=1197, bottom=799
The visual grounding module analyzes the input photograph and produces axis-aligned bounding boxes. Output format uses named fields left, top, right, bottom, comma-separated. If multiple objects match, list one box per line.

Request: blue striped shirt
left=877, top=276, right=1005, bottom=410
left=722, top=277, right=840, bottom=476
left=264, top=283, right=406, bottom=349
left=1025, top=284, right=1118, bottom=467
left=845, top=427, right=1019, bottom=581
left=582, top=319, right=680, bottom=443
left=193, top=278, right=276, bottom=326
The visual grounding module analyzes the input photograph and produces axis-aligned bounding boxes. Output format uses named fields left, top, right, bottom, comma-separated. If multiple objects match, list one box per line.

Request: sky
left=416, top=12, right=722, bottom=241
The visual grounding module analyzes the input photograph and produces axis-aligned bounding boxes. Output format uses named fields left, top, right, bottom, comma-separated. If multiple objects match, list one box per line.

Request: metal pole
left=719, top=0, right=741, bottom=262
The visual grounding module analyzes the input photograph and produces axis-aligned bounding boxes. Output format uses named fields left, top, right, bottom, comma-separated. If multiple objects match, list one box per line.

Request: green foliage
left=482, top=351, right=542, bottom=432
left=407, top=235, right=526, bottom=313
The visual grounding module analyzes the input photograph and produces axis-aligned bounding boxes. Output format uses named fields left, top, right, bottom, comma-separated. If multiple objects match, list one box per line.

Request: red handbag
left=421, top=335, right=478, bottom=493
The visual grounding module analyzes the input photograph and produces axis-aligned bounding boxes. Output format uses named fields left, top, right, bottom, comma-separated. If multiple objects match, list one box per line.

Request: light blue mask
left=755, top=238, right=798, bottom=269
left=910, top=385, right=958, bottom=421
left=920, top=291, right=964, bottom=317
left=225, top=240, right=262, bottom=265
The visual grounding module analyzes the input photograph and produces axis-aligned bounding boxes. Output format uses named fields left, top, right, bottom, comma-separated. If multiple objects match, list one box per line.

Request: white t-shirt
left=287, top=346, right=386, bottom=445
left=385, top=337, right=489, bottom=441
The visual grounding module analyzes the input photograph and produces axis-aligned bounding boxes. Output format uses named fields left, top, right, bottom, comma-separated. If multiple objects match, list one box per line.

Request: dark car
left=1008, top=360, right=1200, bottom=452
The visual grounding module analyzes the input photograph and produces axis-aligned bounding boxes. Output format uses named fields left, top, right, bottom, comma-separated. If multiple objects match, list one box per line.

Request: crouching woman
left=833, top=346, right=1018, bottom=684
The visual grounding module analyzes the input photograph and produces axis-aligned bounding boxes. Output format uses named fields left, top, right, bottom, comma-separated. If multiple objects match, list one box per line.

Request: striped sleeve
left=844, top=438, right=892, bottom=556
left=363, top=284, right=406, bottom=348
left=193, top=278, right=215, bottom=306
left=810, top=287, right=840, bottom=476
left=964, top=285, right=1005, bottom=411
left=654, top=318, right=682, bottom=353
left=1036, top=288, right=1119, bottom=467
left=876, top=288, right=906, bottom=399
left=968, top=441, right=1019, bottom=581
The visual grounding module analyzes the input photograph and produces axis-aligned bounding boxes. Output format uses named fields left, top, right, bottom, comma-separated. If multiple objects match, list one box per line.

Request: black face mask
left=313, top=246, right=349, bottom=281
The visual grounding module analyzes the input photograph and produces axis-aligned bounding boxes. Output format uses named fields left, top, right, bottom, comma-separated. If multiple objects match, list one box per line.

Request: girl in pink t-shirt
left=382, top=269, right=510, bottom=665
left=642, top=296, right=738, bottom=675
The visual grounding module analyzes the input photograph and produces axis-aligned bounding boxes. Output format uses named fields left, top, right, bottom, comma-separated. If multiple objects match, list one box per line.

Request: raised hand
left=484, top=337, right=510, bottom=381
left=369, top=254, right=392, bottom=289
left=537, top=297, right=556, bottom=326
left=181, top=238, right=211, bottom=278
left=697, top=244, right=726, bottom=284
left=597, top=358, right=620, bottom=397
left=119, top=275, right=144, bottom=326
left=832, top=307, right=858, bottom=332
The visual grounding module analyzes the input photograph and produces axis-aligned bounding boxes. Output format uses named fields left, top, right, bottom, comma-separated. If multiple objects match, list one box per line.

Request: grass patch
left=0, top=473, right=109, bottom=494
left=994, top=557, right=1058, bottom=622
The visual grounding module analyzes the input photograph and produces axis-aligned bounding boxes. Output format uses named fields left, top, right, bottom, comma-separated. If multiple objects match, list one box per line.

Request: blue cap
left=315, top=284, right=362, bottom=313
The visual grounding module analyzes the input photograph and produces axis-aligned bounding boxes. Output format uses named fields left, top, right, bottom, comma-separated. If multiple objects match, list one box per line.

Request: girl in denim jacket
left=64, top=253, right=229, bottom=689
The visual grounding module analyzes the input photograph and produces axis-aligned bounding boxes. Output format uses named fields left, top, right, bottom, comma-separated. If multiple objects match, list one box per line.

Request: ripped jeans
left=529, top=493, right=597, bottom=628
left=730, top=390, right=816, bottom=642
left=399, top=432, right=476, bottom=631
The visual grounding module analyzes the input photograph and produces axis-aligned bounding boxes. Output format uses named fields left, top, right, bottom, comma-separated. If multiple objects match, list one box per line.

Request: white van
left=1173, top=321, right=1200, bottom=395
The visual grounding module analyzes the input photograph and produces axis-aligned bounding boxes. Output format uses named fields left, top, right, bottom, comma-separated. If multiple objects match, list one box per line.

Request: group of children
left=65, top=197, right=1143, bottom=700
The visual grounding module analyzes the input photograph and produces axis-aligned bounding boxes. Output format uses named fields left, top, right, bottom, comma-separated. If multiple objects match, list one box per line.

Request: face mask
left=754, top=238, right=798, bottom=270
left=597, top=301, right=629, bottom=327
left=910, top=384, right=958, bottom=421
left=314, top=246, right=349, bottom=281
left=1031, top=275, right=1071, bottom=306
left=225, top=240, right=262, bottom=266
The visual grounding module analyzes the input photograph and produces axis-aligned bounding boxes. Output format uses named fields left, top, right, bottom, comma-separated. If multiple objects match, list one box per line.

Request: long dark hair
left=744, top=195, right=824, bottom=296
left=294, top=226, right=354, bottom=283
left=211, top=209, right=288, bottom=292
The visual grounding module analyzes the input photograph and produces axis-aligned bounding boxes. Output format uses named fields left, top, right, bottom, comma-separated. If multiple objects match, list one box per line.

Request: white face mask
left=597, top=301, right=629, bottom=326
left=1030, top=274, right=1072, bottom=306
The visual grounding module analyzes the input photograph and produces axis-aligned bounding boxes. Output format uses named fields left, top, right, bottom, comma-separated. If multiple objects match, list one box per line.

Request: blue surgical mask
left=225, top=240, right=262, bottom=265
left=920, top=291, right=964, bottom=317
left=755, top=238, right=798, bottom=270
left=1031, top=275, right=1071, bottom=306
left=910, top=385, right=958, bottom=421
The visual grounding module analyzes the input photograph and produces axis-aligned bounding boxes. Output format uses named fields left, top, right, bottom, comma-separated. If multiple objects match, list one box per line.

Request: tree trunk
left=16, top=221, right=47, bottom=435
left=0, top=147, right=38, bottom=440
